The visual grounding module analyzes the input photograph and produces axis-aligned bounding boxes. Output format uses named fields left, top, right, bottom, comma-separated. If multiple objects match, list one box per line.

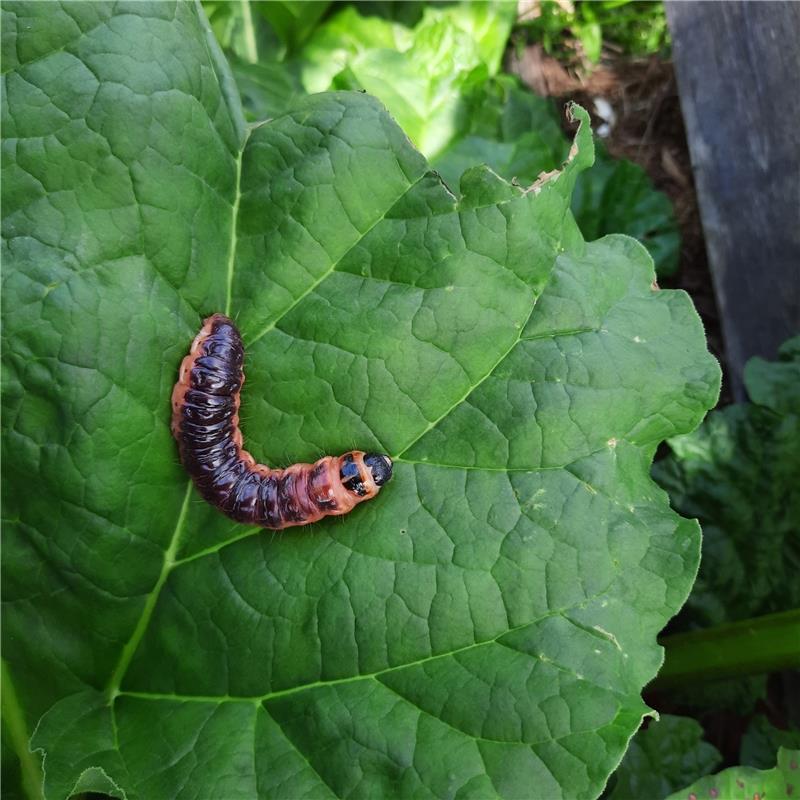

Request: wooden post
left=666, top=1, right=800, bottom=399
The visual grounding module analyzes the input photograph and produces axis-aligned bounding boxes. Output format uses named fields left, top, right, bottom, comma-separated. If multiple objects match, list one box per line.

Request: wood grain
left=666, top=1, right=800, bottom=398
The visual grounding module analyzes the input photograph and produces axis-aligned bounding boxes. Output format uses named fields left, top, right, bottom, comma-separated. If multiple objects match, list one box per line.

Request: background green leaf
left=255, top=1, right=331, bottom=56
left=204, top=0, right=280, bottom=65
left=311, top=3, right=515, bottom=158
left=430, top=74, right=566, bottom=190
left=654, top=338, right=800, bottom=628
left=227, top=56, right=306, bottom=122
left=741, top=715, right=800, bottom=770
left=570, top=142, right=680, bottom=277
left=517, top=0, right=670, bottom=62
left=203, top=0, right=331, bottom=64
left=606, top=714, right=721, bottom=800
left=2, top=3, right=719, bottom=798
left=744, top=337, right=800, bottom=416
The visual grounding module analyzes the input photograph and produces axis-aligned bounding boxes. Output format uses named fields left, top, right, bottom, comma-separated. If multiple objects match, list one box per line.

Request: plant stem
left=1, top=659, right=43, bottom=799
left=240, top=0, right=258, bottom=64
left=653, top=608, right=800, bottom=689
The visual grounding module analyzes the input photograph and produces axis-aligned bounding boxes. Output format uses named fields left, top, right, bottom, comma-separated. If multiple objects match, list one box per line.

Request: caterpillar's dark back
left=171, top=314, right=392, bottom=529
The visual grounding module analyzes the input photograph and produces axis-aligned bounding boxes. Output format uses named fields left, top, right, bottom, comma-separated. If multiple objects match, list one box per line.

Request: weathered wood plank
left=666, top=1, right=800, bottom=399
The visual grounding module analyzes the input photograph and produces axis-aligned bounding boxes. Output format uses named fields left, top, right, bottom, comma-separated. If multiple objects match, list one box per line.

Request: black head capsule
left=364, top=453, right=393, bottom=487
left=339, top=454, right=367, bottom=496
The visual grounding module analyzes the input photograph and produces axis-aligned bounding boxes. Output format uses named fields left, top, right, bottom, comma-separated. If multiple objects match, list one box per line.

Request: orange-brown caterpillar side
left=170, top=314, right=392, bottom=529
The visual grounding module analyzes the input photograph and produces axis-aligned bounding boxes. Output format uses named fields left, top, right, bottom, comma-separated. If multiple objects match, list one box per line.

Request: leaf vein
left=244, top=171, right=430, bottom=347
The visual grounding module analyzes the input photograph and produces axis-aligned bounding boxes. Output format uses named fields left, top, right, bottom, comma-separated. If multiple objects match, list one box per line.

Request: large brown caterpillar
left=171, top=314, right=392, bottom=529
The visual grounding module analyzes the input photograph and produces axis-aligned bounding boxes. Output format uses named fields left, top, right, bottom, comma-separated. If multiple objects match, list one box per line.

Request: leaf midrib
left=105, top=482, right=193, bottom=694
left=224, top=125, right=249, bottom=316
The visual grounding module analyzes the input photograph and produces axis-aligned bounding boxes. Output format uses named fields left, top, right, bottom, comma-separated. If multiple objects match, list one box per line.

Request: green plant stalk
left=240, top=0, right=258, bottom=63
left=1, top=659, right=43, bottom=799
left=654, top=609, right=800, bottom=689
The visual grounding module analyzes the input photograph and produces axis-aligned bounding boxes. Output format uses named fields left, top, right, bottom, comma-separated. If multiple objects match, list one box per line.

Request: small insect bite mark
left=171, top=314, right=393, bottom=529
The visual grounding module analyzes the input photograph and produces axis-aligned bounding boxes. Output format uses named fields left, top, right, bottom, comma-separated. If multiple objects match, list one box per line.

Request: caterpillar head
left=339, top=451, right=393, bottom=497
left=364, top=453, right=393, bottom=486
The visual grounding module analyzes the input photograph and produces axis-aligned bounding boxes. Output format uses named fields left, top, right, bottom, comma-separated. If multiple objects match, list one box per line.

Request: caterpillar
left=171, top=314, right=393, bottom=529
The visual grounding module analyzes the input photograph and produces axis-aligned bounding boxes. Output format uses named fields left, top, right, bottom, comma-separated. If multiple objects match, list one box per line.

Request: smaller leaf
left=431, top=75, right=566, bottom=188
left=666, top=747, right=800, bottom=800
left=608, top=714, right=721, bottom=800
left=299, top=6, right=414, bottom=92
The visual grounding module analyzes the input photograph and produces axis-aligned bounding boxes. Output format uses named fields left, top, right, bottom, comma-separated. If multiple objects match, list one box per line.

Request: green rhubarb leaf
left=3, top=3, right=719, bottom=799
left=666, top=747, right=800, bottom=800
left=654, top=337, right=800, bottom=627
left=745, top=336, right=800, bottom=416
left=607, top=715, right=721, bottom=800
